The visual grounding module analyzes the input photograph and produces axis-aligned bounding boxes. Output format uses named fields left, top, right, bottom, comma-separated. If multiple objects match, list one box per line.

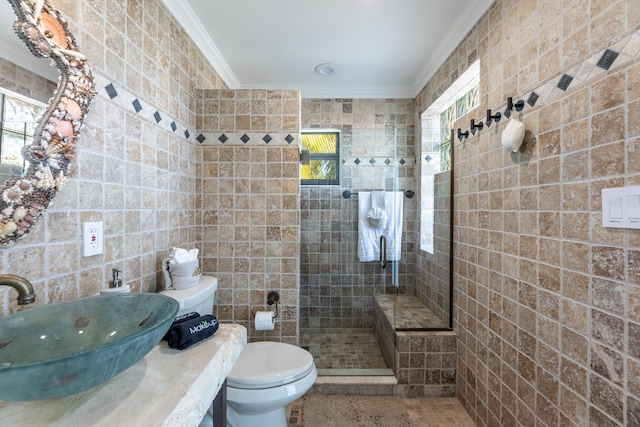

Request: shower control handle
left=379, top=235, right=387, bottom=269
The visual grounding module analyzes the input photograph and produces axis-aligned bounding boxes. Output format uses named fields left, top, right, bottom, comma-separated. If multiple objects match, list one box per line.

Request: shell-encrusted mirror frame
left=1, top=0, right=95, bottom=246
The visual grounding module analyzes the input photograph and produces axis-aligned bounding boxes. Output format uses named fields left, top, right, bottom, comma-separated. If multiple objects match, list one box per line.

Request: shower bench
left=373, top=294, right=457, bottom=398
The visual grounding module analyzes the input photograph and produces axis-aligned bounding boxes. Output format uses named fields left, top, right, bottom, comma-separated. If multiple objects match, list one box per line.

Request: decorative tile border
left=342, top=156, right=415, bottom=167
left=197, top=132, right=299, bottom=147
left=528, top=30, right=640, bottom=108
left=93, top=71, right=196, bottom=142
left=340, top=157, right=416, bottom=167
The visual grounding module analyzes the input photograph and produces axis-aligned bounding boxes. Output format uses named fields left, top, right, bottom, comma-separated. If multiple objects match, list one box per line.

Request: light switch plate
left=602, top=186, right=640, bottom=229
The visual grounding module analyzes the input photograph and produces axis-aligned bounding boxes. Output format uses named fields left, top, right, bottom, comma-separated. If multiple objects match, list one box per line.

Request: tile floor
left=288, top=396, right=475, bottom=426
left=300, top=330, right=389, bottom=372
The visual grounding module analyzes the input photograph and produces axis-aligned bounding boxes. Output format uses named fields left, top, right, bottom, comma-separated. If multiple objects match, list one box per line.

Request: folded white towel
left=367, top=207, right=387, bottom=229
left=357, top=191, right=403, bottom=262
left=168, top=247, right=199, bottom=277
left=367, top=191, right=387, bottom=228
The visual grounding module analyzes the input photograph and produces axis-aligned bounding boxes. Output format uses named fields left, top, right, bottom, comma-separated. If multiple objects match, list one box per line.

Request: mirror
left=0, top=1, right=56, bottom=181
left=0, top=0, right=95, bottom=247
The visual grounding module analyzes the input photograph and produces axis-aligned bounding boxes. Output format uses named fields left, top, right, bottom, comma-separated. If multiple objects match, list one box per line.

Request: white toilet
left=160, top=275, right=218, bottom=317
left=226, top=341, right=318, bottom=427
left=160, top=276, right=317, bottom=427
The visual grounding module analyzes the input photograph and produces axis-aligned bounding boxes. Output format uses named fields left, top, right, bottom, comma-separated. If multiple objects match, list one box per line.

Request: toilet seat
left=228, top=342, right=314, bottom=390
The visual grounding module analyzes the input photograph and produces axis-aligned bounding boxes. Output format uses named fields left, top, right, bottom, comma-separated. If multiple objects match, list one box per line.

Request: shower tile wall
left=415, top=0, right=640, bottom=425
left=300, top=99, right=417, bottom=330
left=1, top=0, right=224, bottom=315
left=196, top=89, right=301, bottom=344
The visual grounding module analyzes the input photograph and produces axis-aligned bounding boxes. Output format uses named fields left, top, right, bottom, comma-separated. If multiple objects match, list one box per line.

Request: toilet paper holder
left=252, top=291, right=280, bottom=319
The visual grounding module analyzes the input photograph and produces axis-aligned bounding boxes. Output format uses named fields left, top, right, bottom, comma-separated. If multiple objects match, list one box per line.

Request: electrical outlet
left=83, top=221, right=104, bottom=257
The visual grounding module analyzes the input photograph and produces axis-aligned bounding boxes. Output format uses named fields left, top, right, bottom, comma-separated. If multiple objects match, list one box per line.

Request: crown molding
left=411, top=0, right=493, bottom=97
left=241, top=83, right=416, bottom=100
left=160, top=0, right=240, bottom=89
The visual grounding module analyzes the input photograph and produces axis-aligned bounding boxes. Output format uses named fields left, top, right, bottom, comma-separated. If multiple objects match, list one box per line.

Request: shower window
left=300, top=130, right=340, bottom=185
left=420, top=60, right=479, bottom=253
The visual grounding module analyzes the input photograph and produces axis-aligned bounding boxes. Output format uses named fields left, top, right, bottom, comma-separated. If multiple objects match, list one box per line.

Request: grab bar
left=379, top=235, right=387, bottom=269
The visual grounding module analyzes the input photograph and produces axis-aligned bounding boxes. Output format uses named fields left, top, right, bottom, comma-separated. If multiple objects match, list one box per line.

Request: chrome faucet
left=0, top=274, right=36, bottom=305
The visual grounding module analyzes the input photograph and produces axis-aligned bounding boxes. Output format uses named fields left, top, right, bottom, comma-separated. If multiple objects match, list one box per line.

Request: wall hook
left=470, top=119, right=483, bottom=135
left=504, top=97, right=524, bottom=118
left=486, top=109, right=501, bottom=127
left=457, top=128, right=469, bottom=141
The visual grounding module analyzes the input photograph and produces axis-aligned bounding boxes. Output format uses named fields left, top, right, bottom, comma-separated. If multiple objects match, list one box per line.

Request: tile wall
left=196, top=88, right=301, bottom=344
left=300, top=99, right=418, bottom=330
left=0, top=0, right=224, bottom=315
left=415, top=0, right=640, bottom=425
left=0, top=58, right=56, bottom=104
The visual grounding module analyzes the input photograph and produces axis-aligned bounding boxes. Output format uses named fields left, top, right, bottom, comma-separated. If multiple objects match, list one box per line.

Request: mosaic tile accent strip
left=342, top=156, right=415, bottom=167
left=527, top=29, right=640, bottom=107
left=93, top=71, right=195, bottom=141
left=199, top=132, right=299, bottom=146
left=471, top=29, right=640, bottom=125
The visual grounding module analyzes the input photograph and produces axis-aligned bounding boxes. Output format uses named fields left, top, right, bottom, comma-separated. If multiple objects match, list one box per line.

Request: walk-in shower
left=299, top=102, right=454, bottom=378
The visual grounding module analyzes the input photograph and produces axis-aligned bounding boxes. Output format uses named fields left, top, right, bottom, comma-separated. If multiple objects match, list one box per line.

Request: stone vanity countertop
left=0, top=323, right=247, bottom=427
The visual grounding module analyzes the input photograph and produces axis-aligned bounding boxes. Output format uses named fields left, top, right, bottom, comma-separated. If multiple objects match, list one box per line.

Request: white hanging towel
left=383, top=191, right=404, bottom=261
left=357, top=191, right=403, bottom=262
left=358, top=192, right=380, bottom=262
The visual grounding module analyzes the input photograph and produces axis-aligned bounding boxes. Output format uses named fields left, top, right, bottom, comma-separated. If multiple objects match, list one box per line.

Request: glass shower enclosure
left=300, top=126, right=413, bottom=376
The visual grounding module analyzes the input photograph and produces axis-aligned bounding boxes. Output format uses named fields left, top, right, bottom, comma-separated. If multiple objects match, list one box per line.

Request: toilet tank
left=160, top=276, right=217, bottom=317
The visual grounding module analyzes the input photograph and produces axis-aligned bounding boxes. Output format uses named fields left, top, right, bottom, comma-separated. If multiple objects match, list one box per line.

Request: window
left=0, top=90, right=45, bottom=168
left=420, top=61, right=479, bottom=253
left=300, top=130, right=340, bottom=185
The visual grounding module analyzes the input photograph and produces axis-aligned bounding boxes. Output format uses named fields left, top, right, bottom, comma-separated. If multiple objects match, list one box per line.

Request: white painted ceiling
left=164, top=0, right=493, bottom=99
left=0, top=1, right=58, bottom=81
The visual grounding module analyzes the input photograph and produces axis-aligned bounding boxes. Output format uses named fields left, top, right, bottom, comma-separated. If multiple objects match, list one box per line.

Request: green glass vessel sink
left=0, top=293, right=178, bottom=401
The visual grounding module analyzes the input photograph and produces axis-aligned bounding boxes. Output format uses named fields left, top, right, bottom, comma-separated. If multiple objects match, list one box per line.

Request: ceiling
left=0, top=2, right=58, bottom=81
left=1, top=1, right=493, bottom=99
left=163, top=0, right=493, bottom=99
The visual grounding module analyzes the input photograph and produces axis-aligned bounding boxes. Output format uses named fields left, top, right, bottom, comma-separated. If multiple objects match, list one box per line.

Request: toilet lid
left=227, top=342, right=314, bottom=389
